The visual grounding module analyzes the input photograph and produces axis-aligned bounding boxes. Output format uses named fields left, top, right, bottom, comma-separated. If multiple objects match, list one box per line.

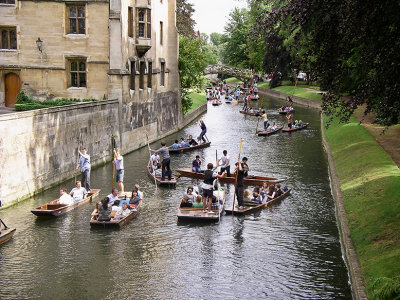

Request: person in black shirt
left=187, top=135, right=198, bottom=146
left=242, top=157, right=249, bottom=177
left=235, top=162, right=245, bottom=209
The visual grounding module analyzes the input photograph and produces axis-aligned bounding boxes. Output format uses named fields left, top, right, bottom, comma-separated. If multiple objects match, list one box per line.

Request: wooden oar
left=232, top=138, right=243, bottom=215
left=0, top=218, right=9, bottom=229
left=111, top=137, right=116, bottom=190
left=145, top=131, right=158, bottom=189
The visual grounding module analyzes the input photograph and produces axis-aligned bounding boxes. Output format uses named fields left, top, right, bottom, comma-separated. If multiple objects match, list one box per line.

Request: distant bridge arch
left=204, top=64, right=253, bottom=82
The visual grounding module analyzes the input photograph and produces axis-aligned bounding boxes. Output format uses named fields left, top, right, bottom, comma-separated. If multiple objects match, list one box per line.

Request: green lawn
left=225, top=77, right=243, bottom=84
left=324, top=116, right=400, bottom=299
left=272, top=86, right=323, bottom=102
left=281, top=80, right=320, bottom=90
left=187, top=91, right=207, bottom=112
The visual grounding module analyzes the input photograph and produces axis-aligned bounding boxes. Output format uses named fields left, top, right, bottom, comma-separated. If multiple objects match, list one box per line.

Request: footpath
left=260, top=86, right=400, bottom=300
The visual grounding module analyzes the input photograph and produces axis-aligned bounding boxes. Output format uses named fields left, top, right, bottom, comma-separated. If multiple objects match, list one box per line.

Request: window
left=0, top=0, right=15, bottom=4
left=0, top=27, right=17, bottom=50
left=68, top=6, right=85, bottom=34
left=160, top=62, right=165, bottom=86
left=147, top=62, right=152, bottom=88
left=160, top=21, right=163, bottom=45
left=128, top=7, right=133, bottom=38
left=139, top=61, right=146, bottom=89
left=137, top=8, right=151, bottom=38
left=130, top=60, right=135, bottom=90
left=69, top=59, right=86, bottom=87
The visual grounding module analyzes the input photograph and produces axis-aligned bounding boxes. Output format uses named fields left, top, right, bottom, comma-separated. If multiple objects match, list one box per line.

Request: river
left=0, top=94, right=352, bottom=299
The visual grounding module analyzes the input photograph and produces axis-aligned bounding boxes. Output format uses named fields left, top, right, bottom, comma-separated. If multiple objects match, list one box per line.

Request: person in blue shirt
left=180, top=138, right=190, bottom=148
left=192, top=155, right=202, bottom=172
left=171, top=139, right=180, bottom=150
left=76, top=147, right=91, bottom=192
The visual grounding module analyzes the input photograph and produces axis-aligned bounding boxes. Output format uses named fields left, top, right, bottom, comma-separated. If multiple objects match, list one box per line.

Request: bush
left=14, top=91, right=98, bottom=111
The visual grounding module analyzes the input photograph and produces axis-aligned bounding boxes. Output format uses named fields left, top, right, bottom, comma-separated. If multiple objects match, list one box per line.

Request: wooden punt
left=168, top=141, right=211, bottom=154
left=278, top=109, right=295, bottom=115
left=31, top=189, right=100, bottom=217
left=257, top=126, right=283, bottom=136
left=225, top=188, right=291, bottom=215
left=175, top=168, right=285, bottom=185
left=90, top=200, right=142, bottom=228
left=240, top=110, right=260, bottom=116
left=177, top=189, right=225, bottom=221
left=212, top=101, right=222, bottom=106
left=225, top=101, right=232, bottom=104
left=282, top=123, right=309, bottom=132
left=147, top=161, right=177, bottom=186
left=248, top=95, right=259, bottom=101
left=0, top=228, right=16, bottom=245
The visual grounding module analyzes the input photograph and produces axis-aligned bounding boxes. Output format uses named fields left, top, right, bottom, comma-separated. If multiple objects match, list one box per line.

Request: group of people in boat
left=58, top=180, right=89, bottom=205
left=91, top=185, right=143, bottom=222
left=170, top=135, right=202, bottom=150
left=243, top=182, right=287, bottom=204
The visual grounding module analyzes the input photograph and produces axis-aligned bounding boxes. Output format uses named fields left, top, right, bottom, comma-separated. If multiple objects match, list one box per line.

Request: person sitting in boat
left=59, top=188, right=73, bottom=205
left=115, top=202, right=131, bottom=220
left=275, top=184, right=283, bottom=197
left=192, top=155, right=202, bottom=172
left=69, top=181, right=87, bottom=202
left=171, top=140, right=180, bottom=150
left=185, top=187, right=196, bottom=203
left=106, top=188, right=119, bottom=206
left=251, top=187, right=262, bottom=203
left=97, top=197, right=111, bottom=221
left=180, top=138, right=190, bottom=148
left=270, top=122, right=277, bottom=131
left=180, top=195, right=193, bottom=208
left=129, top=190, right=141, bottom=206
left=192, top=179, right=203, bottom=195
left=91, top=202, right=100, bottom=219
left=228, top=95, right=233, bottom=102
left=111, top=200, right=121, bottom=213
left=243, top=189, right=252, bottom=203
left=188, top=135, right=198, bottom=146
left=193, top=195, right=203, bottom=208
left=150, top=152, right=160, bottom=168
left=260, top=182, right=269, bottom=199
left=242, top=157, right=249, bottom=177
left=298, top=120, right=304, bottom=127
left=265, top=185, right=276, bottom=202
left=134, top=184, right=143, bottom=200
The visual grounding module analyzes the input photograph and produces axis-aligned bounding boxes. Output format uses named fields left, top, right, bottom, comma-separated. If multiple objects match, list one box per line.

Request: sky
left=191, top=0, right=248, bottom=36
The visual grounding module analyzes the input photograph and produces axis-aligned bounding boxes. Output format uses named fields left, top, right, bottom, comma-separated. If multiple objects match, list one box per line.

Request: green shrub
left=14, top=91, right=98, bottom=111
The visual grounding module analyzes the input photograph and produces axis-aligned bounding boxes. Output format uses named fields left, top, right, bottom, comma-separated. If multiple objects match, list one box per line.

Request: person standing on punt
left=113, top=149, right=124, bottom=193
left=199, top=120, right=207, bottom=144
left=260, top=110, right=269, bottom=130
left=217, top=150, right=231, bottom=177
left=235, top=162, right=245, bottom=209
left=150, top=141, right=172, bottom=181
left=286, top=111, right=293, bottom=129
left=202, top=163, right=222, bottom=213
left=242, top=157, right=249, bottom=177
left=76, top=147, right=91, bottom=192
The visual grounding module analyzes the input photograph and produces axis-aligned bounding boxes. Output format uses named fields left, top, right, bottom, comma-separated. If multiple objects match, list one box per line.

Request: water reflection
left=0, top=94, right=351, bottom=299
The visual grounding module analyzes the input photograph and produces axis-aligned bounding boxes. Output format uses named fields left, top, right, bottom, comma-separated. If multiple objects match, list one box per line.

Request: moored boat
left=168, top=141, right=211, bottom=154
left=147, top=161, right=177, bottom=186
left=90, top=200, right=142, bottom=228
left=176, top=168, right=285, bottom=185
left=282, top=123, right=309, bottom=132
left=177, top=188, right=225, bottom=221
left=0, top=219, right=16, bottom=246
left=31, top=189, right=100, bottom=217
left=257, top=126, right=283, bottom=136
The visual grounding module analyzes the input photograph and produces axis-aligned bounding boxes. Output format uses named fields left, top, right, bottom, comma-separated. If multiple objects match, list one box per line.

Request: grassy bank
left=187, top=90, right=207, bottom=113
left=225, top=77, right=243, bottom=84
left=272, top=85, right=323, bottom=102
left=324, top=116, right=400, bottom=298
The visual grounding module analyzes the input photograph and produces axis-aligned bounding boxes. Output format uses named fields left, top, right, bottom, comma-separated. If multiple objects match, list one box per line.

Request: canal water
left=0, top=94, right=352, bottom=299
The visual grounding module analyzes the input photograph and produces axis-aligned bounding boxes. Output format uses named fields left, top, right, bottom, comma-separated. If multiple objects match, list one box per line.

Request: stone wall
left=0, top=100, right=120, bottom=207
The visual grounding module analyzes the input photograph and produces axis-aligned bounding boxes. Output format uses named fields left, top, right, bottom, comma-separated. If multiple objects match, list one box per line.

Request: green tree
left=210, top=33, right=224, bottom=46
left=176, top=0, right=196, bottom=37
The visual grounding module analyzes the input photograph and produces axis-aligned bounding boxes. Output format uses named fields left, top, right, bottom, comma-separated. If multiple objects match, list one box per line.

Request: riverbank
left=261, top=85, right=400, bottom=299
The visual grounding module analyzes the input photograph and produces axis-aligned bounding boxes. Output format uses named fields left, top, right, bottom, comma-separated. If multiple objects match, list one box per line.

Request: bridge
left=204, top=64, right=253, bottom=82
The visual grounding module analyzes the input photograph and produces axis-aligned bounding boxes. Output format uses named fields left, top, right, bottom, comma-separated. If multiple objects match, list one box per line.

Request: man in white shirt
left=107, top=188, right=120, bottom=206
left=69, top=181, right=87, bottom=202
left=115, top=202, right=131, bottom=219
left=113, top=149, right=124, bottom=193
left=217, top=150, right=231, bottom=177
left=150, top=152, right=160, bottom=167
left=59, top=188, right=73, bottom=205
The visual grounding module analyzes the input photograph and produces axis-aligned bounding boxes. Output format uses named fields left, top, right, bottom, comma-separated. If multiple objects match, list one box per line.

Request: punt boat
left=31, top=189, right=100, bottom=217
left=257, top=126, right=283, bottom=136
left=147, top=161, right=177, bottom=186
left=168, top=141, right=211, bottom=154
left=282, top=123, right=309, bottom=132
left=0, top=219, right=16, bottom=246
left=90, top=200, right=142, bottom=228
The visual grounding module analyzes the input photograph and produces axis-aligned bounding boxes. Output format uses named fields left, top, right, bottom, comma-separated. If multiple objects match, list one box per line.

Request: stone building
left=0, top=0, right=181, bottom=151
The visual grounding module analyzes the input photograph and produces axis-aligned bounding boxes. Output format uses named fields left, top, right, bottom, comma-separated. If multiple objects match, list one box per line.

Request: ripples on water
left=0, top=95, right=351, bottom=299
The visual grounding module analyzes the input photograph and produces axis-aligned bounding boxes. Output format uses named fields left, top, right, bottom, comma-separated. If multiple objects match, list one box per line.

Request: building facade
left=0, top=0, right=181, bottom=151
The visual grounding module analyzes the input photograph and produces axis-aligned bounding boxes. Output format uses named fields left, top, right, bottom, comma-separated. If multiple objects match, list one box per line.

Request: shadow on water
left=0, top=94, right=351, bottom=299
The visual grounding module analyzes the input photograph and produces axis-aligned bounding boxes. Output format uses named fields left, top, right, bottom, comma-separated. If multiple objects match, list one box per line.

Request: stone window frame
left=137, top=8, right=151, bottom=39
left=0, top=0, right=16, bottom=5
left=128, top=6, right=133, bottom=38
left=160, top=59, right=165, bottom=87
left=66, top=57, right=87, bottom=88
left=0, top=26, right=17, bottom=50
left=147, top=59, right=152, bottom=89
left=66, top=4, right=86, bottom=35
left=160, top=21, right=163, bottom=45
left=129, top=57, right=137, bottom=91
